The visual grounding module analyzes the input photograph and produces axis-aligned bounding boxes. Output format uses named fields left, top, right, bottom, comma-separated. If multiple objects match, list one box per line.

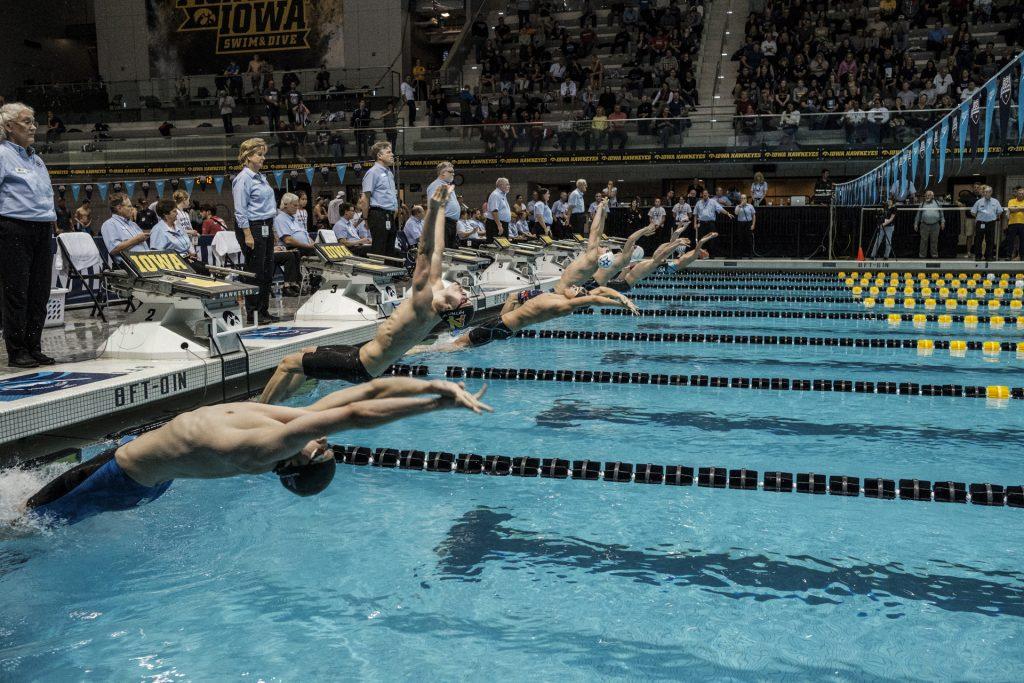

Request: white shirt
left=548, top=63, right=566, bottom=80
left=672, top=201, right=692, bottom=223
left=327, top=197, right=345, bottom=224
left=560, top=81, right=577, bottom=98
left=933, top=73, right=953, bottom=95
left=867, top=106, right=890, bottom=124
left=457, top=219, right=480, bottom=238
left=401, top=81, right=416, bottom=102
left=648, top=205, right=666, bottom=225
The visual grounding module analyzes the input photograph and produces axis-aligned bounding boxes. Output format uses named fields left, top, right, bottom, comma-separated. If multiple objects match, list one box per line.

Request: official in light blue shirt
left=149, top=216, right=194, bottom=255
left=694, top=191, right=733, bottom=224
left=427, top=161, right=460, bottom=245
left=0, top=102, right=59, bottom=366
left=274, top=196, right=314, bottom=248
left=333, top=205, right=371, bottom=248
left=362, top=162, right=399, bottom=211
left=735, top=202, right=756, bottom=222
left=485, top=177, right=512, bottom=241
left=101, top=193, right=150, bottom=263
left=970, top=186, right=1005, bottom=260
left=232, top=166, right=276, bottom=230
left=427, top=172, right=460, bottom=220
left=401, top=208, right=425, bottom=249
left=568, top=183, right=586, bottom=214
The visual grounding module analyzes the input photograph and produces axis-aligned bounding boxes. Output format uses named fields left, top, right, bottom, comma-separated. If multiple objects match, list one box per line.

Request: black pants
left=407, top=100, right=416, bottom=125
left=485, top=219, right=506, bottom=242
left=736, top=221, right=753, bottom=257
left=221, top=114, right=234, bottom=134
left=275, top=250, right=302, bottom=284
left=0, top=217, right=53, bottom=357
left=238, top=221, right=275, bottom=315
left=444, top=217, right=459, bottom=247
left=368, top=207, right=396, bottom=257
left=975, top=220, right=996, bottom=260
left=570, top=212, right=585, bottom=235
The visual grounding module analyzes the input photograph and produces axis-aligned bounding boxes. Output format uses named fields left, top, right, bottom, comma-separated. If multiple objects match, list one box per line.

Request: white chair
left=318, top=229, right=338, bottom=244
left=55, top=232, right=108, bottom=321
left=210, top=231, right=243, bottom=266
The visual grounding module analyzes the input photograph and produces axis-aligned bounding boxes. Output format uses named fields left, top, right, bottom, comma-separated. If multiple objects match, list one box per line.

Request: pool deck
left=2, top=257, right=1020, bottom=462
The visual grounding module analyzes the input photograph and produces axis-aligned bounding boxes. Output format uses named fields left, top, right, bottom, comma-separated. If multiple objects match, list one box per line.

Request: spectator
left=262, top=79, right=281, bottom=133
left=412, top=59, right=428, bottom=99
left=101, top=193, right=149, bottom=264
left=45, top=111, right=65, bottom=143
left=865, top=98, right=890, bottom=144
left=332, top=202, right=372, bottom=253
left=869, top=198, right=898, bottom=259
left=158, top=121, right=175, bottom=137
left=648, top=197, right=666, bottom=227
left=400, top=205, right=425, bottom=251
left=607, top=105, right=628, bottom=150
left=751, top=172, right=768, bottom=206
left=73, top=200, right=92, bottom=233
left=218, top=90, right=235, bottom=134
left=914, top=190, right=945, bottom=259
left=970, top=185, right=1004, bottom=260
left=779, top=102, right=800, bottom=147
left=587, top=106, right=608, bottom=149
left=200, top=204, right=227, bottom=235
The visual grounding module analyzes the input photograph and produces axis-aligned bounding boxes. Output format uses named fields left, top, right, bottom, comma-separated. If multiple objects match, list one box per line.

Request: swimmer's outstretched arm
left=588, top=286, right=640, bottom=313
left=671, top=232, right=717, bottom=268
left=609, top=223, right=657, bottom=274
left=585, top=197, right=608, bottom=255
left=499, top=291, right=520, bottom=315
left=306, top=377, right=491, bottom=414
left=570, top=293, right=638, bottom=313
left=412, top=184, right=448, bottom=292
left=278, top=390, right=491, bottom=448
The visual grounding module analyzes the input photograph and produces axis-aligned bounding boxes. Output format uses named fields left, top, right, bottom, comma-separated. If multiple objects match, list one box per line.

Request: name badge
left=385, top=220, right=392, bottom=230
left=261, top=225, right=270, bottom=238
left=15, top=167, right=31, bottom=174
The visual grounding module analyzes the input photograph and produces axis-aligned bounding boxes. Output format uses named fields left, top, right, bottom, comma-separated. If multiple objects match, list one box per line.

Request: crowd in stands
left=731, top=0, right=1020, bottom=145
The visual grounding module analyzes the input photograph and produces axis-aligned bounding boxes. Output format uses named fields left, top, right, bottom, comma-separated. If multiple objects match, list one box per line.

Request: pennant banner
left=923, top=129, right=934, bottom=188
left=71, top=184, right=81, bottom=203
left=97, top=183, right=109, bottom=201
left=1019, top=53, right=1024, bottom=142
left=957, top=99, right=969, bottom=167
left=184, top=177, right=196, bottom=195
left=306, top=167, right=315, bottom=185
left=336, top=164, right=347, bottom=184
left=125, top=180, right=136, bottom=198
left=156, top=180, right=165, bottom=198
left=910, top=139, right=920, bottom=188
left=982, top=79, right=996, bottom=163
left=938, top=117, right=949, bottom=183
left=214, top=175, right=225, bottom=194
left=273, top=170, right=285, bottom=187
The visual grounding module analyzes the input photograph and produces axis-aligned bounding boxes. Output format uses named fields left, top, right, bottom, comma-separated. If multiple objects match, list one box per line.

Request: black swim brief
left=301, top=345, right=374, bottom=383
left=606, top=279, right=631, bottom=292
left=580, top=279, right=599, bottom=291
left=467, top=319, right=515, bottom=346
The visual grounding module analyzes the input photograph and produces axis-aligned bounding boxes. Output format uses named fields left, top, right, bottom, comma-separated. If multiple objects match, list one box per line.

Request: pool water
left=2, top=271, right=1024, bottom=681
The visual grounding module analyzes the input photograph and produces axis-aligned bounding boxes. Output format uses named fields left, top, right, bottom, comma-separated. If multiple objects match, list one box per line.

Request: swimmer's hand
left=641, top=224, right=658, bottom=236
left=429, top=183, right=450, bottom=209
left=699, top=232, right=719, bottom=245
left=432, top=380, right=493, bottom=414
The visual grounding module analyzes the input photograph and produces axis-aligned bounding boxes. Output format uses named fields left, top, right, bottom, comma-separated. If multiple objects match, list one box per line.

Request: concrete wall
left=342, top=0, right=408, bottom=78
left=94, top=0, right=150, bottom=83
left=0, top=0, right=98, bottom=89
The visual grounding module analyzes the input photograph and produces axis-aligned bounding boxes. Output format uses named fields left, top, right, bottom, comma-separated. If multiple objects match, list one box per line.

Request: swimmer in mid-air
left=440, top=285, right=640, bottom=349
left=591, top=229, right=718, bottom=291
left=20, top=377, right=490, bottom=526
left=553, top=196, right=611, bottom=294
left=260, top=184, right=475, bottom=403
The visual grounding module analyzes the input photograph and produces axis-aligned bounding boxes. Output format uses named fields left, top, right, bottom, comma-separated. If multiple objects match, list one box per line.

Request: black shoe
left=8, top=352, right=40, bottom=369
left=30, top=351, right=56, bottom=365
left=259, top=312, right=280, bottom=325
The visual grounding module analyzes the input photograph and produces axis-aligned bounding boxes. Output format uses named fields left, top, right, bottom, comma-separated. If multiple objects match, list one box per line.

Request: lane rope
left=575, top=308, right=1024, bottom=323
left=331, top=444, right=1024, bottom=509
left=443, top=365, right=1022, bottom=401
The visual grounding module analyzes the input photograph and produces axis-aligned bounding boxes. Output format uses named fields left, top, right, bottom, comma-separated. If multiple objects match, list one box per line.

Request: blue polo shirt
left=231, top=167, right=276, bottom=229
left=487, top=188, right=511, bottom=222
left=695, top=198, right=725, bottom=222
left=362, top=162, right=398, bottom=210
left=735, top=204, right=756, bottom=222
left=426, top=177, right=460, bottom=219
left=0, top=140, right=56, bottom=221
left=971, top=197, right=1004, bottom=222
left=333, top=216, right=367, bottom=242
left=274, top=210, right=312, bottom=246
left=149, top=219, right=192, bottom=253
left=568, top=188, right=585, bottom=214
left=100, top=215, right=148, bottom=261
left=533, top=201, right=553, bottom=225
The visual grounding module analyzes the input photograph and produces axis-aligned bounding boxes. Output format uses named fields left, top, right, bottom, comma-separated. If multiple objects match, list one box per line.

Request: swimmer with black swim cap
left=261, top=183, right=476, bottom=403
left=21, top=377, right=491, bottom=525
left=439, top=284, right=640, bottom=349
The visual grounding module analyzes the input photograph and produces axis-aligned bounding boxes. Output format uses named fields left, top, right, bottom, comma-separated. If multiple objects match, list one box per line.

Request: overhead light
left=710, top=119, right=717, bottom=122
left=471, top=65, right=477, bottom=69
left=727, top=10, right=733, bottom=13
left=721, top=52, right=728, bottom=56
left=725, top=31, right=730, bottom=35
left=617, top=179, right=624, bottom=182
left=441, top=11, right=449, bottom=17
left=718, top=75, right=724, bottom=78
left=714, top=95, right=721, bottom=99
left=498, top=11, right=503, bottom=15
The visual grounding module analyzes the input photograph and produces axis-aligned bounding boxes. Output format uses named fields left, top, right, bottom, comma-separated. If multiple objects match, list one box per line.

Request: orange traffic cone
left=857, top=246, right=865, bottom=261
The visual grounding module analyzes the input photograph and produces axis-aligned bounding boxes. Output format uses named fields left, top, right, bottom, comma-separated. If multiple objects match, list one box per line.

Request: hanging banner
left=97, top=183, right=109, bottom=201
left=910, top=139, right=920, bottom=187
left=982, top=79, right=996, bottom=163
left=305, top=166, right=315, bottom=185
left=998, top=71, right=1012, bottom=146
left=156, top=179, right=166, bottom=198
left=125, top=180, right=136, bottom=198
left=938, top=117, right=949, bottom=183
left=336, top=164, right=347, bottom=184
left=184, top=177, right=196, bottom=195
left=957, top=99, right=969, bottom=166
left=968, top=91, right=982, bottom=160
left=71, top=184, right=81, bottom=203
left=923, top=129, right=934, bottom=188
left=214, top=175, right=225, bottom=194
left=1019, top=53, right=1024, bottom=141
left=273, top=170, right=285, bottom=187
left=899, top=152, right=909, bottom=199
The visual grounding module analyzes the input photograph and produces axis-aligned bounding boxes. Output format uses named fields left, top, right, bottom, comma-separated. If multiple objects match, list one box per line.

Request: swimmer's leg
left=24, top=450, right=116, bottom=511
left=260, top=347, right=315, bottom=404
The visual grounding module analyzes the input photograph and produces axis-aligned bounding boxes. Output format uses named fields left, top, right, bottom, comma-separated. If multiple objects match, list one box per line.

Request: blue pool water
left=2, top=272, right=1024, bottom=680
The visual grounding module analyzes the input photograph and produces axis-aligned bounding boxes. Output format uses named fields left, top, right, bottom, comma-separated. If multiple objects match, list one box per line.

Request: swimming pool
left=2, top=269, right=1023, bottom=680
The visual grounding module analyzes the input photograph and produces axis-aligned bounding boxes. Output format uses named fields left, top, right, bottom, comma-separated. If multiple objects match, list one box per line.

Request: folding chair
left=55, top=232, right=108, bottom=322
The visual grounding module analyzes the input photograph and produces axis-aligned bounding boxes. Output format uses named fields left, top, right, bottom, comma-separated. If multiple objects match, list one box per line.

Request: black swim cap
left=274, top=449, right=336, bottom=497
left=439, top=304, right=475, bottom=332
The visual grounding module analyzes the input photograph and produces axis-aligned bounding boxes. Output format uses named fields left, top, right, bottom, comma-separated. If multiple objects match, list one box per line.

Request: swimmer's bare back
left=117, top=380, right=492, bottom=486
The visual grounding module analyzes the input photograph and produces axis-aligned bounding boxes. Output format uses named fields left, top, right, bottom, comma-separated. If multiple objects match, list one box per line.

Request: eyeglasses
left=14, top=119, right=38, bottom=127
